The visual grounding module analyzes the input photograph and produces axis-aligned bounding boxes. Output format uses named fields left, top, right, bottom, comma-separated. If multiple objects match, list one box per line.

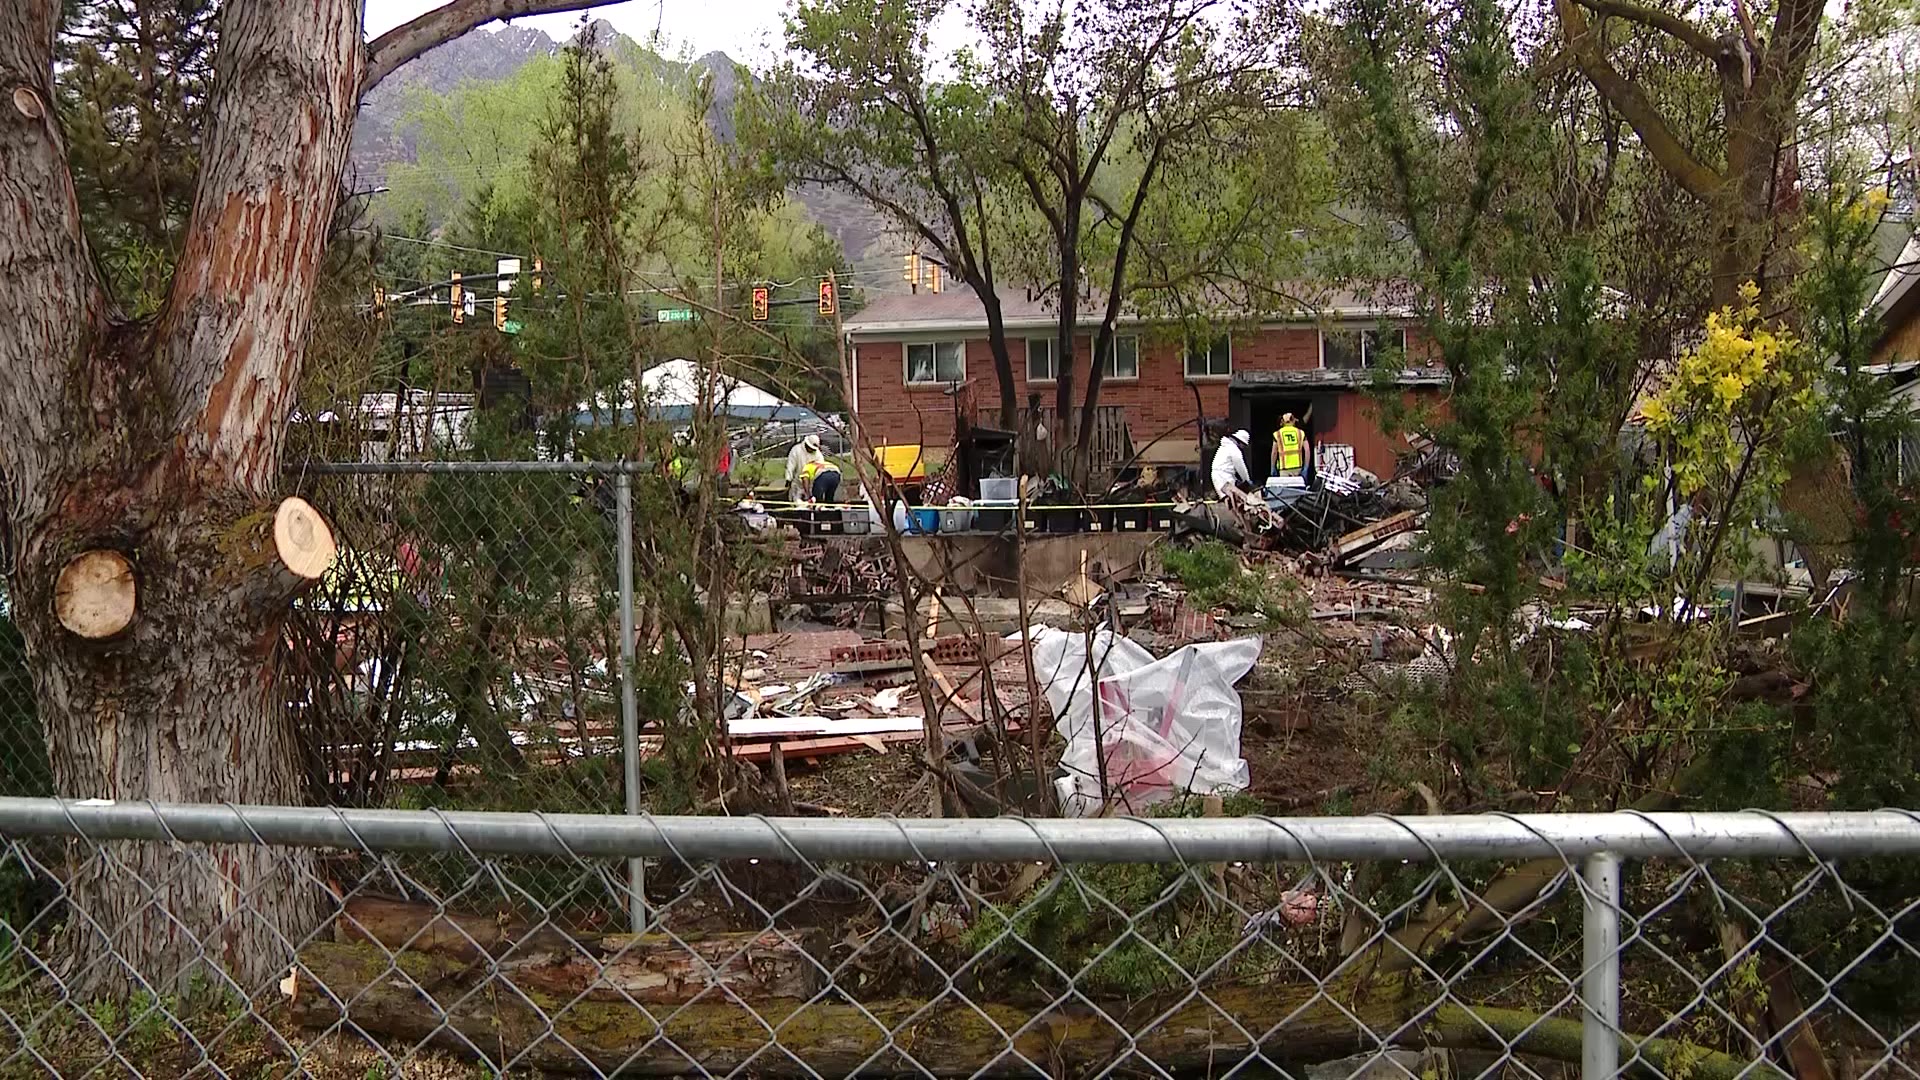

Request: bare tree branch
left=1756, top=0, right=1823, bottom=103
left=1573, top=0, right=1721, bottom=60
left=1555, top=0, right=1723, bottom=200
left=362, top=0, right=617, bottom=95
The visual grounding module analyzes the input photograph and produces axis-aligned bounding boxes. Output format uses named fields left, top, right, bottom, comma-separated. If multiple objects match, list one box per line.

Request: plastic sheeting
left=1027, top=628, right=1260, bottom=816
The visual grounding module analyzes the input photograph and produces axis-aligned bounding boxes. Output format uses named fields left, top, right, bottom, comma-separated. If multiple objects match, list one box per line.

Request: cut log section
left=54, top=549, right=136, bottom=639
left=286, top=941, right=1773, bottom=1079
left=274, top=497, right=336, bottom=579
left=331, top=898, right=819, bottom=1004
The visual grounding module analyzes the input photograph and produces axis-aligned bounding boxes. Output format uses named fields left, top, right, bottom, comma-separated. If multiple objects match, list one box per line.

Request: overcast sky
left=364, top=0, right=796, bottom=71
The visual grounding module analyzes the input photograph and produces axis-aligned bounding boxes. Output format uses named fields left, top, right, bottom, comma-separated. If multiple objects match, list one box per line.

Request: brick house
left=842, top=290, right=1450, bottom=480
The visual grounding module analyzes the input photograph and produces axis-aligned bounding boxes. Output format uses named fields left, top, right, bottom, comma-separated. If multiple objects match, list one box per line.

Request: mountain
left=350, top=21, right=554, bottom=187
left=350, top=22, right=893, bottom=267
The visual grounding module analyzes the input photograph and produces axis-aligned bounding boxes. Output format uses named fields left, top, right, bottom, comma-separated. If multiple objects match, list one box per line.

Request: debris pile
left=771, top=538, right=895, bottom=625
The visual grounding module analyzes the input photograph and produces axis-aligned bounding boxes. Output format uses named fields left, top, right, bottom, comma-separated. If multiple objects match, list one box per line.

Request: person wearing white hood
left=1211, top=429, right=1252, bottom=498
left=785, top=433, right=825, bottom=502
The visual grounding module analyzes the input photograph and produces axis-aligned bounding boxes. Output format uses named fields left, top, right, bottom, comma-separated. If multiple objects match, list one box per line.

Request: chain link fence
left=0, top=462, right=657, bottom=820
left=0, top=801, right=1913, bottom=1078
left=277, top=461, right=641, bottom=819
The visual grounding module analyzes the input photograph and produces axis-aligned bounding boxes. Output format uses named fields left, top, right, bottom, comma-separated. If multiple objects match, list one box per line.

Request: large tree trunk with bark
left=0, top=0, right=363, bottom=995
left=5, top=0, right=641, bottom=999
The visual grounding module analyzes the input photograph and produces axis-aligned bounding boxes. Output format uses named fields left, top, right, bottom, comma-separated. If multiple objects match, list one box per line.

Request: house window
left=1026, top=338, right=1056, bottom=382
left=1184, top=334, right=1231, bottom=378
left=1323, top=326, right=1408, bottom=369
left=1106, top=335, right=1140, bottom=379
left=906, top=340, right=965, bottom=384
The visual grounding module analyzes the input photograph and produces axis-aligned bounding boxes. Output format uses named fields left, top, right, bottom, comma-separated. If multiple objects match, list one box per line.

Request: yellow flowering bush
left=1643, top=282, right=1818, bottom=494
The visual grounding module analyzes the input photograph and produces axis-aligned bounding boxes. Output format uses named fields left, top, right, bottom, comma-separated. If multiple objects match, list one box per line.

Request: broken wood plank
left=1331, top=510, right=1421, bottom=562
left=923, top=657, right=984, bottom=725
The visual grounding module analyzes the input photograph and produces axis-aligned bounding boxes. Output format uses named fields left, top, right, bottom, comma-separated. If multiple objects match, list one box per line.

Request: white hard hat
left=1233, top=429, right=1250, bottom=443
left=803, top=434, right=821, bottom=451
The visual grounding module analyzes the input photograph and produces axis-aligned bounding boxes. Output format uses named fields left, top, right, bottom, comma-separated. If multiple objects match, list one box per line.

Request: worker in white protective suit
left=785, top=434, right=825, bottom=502
left=1210, top=429, right=1252, bottom=498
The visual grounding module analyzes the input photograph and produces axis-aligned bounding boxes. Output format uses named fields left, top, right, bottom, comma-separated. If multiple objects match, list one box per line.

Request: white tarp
left=1027, top=628, right=1259, bottom=816
left=578, top=359, right=799, bottom=415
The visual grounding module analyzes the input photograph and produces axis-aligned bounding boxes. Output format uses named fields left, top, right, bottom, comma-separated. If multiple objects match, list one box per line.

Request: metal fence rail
left=0, top=800, right=1916, bottom=1079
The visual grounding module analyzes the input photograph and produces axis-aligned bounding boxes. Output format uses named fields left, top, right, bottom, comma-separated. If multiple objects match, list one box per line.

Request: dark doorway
left=1244, top=396, right=1318, bottom=485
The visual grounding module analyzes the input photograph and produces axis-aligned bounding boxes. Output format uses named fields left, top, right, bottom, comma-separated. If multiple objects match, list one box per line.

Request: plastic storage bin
left=1040, top=507, right=1087, bottom=533
left=840, top=509, right=871, bottom=535
left=973, top=501, right=1015, bottom=531
left=979, top=477, right=1018, bottom=503
left=909, top=508, right=941, bottom=534
left=939, top=507, right=974, bottom=533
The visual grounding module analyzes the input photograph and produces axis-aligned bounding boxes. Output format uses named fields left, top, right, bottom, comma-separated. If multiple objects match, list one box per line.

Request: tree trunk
left=289, top=940, right=1773, bottom=1079
left=11, top=499, right=332, bottom=994
left=977, top=286, right=1020, bottom=429
left=0, top=0, right=362, bottom=996
left=1053, top=196, right=1083, bottom=452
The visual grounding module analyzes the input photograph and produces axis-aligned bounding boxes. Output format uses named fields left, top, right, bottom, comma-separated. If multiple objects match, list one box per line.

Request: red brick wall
left=852, top=326, right=1437, bottom=476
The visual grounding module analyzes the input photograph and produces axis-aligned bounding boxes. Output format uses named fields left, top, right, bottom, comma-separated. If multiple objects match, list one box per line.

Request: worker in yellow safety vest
left=801, top=457, right=842, bottom=503
left=1274, top=413, right=1306, bottom=478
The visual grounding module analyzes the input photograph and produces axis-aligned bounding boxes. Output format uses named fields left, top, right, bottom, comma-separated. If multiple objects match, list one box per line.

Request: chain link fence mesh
left=0, top=805, right=1913, bottom=1078
left=3, top=463, right=1919, bottom=1076
left=281, top=463, right=629, bottom=812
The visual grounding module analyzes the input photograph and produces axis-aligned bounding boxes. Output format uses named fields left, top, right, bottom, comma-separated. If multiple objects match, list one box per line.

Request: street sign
left=656, top=308, right=698, bottom=323
left=501, top=320, right=523, bottom=335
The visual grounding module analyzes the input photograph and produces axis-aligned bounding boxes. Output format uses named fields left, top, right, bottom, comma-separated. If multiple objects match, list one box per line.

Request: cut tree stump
left=53, top=549, right=136, bottom=639
left=274, top=496, right=336, bottom=580
left=286, top=941, right=1774, bottom=1079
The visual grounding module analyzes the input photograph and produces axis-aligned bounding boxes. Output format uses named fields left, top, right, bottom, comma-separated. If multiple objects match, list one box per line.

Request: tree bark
left=1, top=0, right=612, bottom=999
left=332, top=898, right=822, bottom=1001
left=289, top=940, right=1774, bottom=1079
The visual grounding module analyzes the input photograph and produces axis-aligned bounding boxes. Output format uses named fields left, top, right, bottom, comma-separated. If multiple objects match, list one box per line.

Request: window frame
left=1105, top=334, right=1140, bottom=381
left=903, top=339, right=967, bottom=385
left=1026, top=337, right=1057, bottom=383
left=1183, top=333, right=1232, bottom=380
left=1321, top=325, right=1408, bottom=370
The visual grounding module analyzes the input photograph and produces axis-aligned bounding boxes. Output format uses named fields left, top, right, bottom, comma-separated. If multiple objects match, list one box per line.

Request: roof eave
left=844, top=307, right=1419, bottom=337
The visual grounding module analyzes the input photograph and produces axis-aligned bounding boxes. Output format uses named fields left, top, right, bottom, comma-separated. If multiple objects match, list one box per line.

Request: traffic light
left=372, top=285, right=386, bottom=319
left=450, top=271, right=463, bottom=324
left=531, top=257, right=543, bottom=294
left=903, top=251, right=918, bottom=284
left=494, top=295, right=507, bottom=330
left=751, top=285, right=770, bottom=321
left=928, top=264, right=942, bottom=294
left=818, top=278, right=836, bottom=316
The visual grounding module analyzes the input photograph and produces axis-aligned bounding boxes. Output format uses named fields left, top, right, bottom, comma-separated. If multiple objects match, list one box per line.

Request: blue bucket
left=909, top=508, right=941, bottom=534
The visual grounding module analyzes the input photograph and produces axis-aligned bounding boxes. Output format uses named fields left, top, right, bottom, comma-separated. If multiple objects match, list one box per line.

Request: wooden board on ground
left=1331, top=510, right=1421, bottom=563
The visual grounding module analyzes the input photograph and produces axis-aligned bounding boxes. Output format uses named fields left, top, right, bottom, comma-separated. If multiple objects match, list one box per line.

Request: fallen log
left=331, top=899, right=819, bottom=1004
left=287, top=940, right=1778, bottom=1079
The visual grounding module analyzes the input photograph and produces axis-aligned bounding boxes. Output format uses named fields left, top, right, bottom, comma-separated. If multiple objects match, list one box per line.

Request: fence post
left=1582, top=851, right=1621, bottom=1080
left=615, top=468, right=645, bottom=933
